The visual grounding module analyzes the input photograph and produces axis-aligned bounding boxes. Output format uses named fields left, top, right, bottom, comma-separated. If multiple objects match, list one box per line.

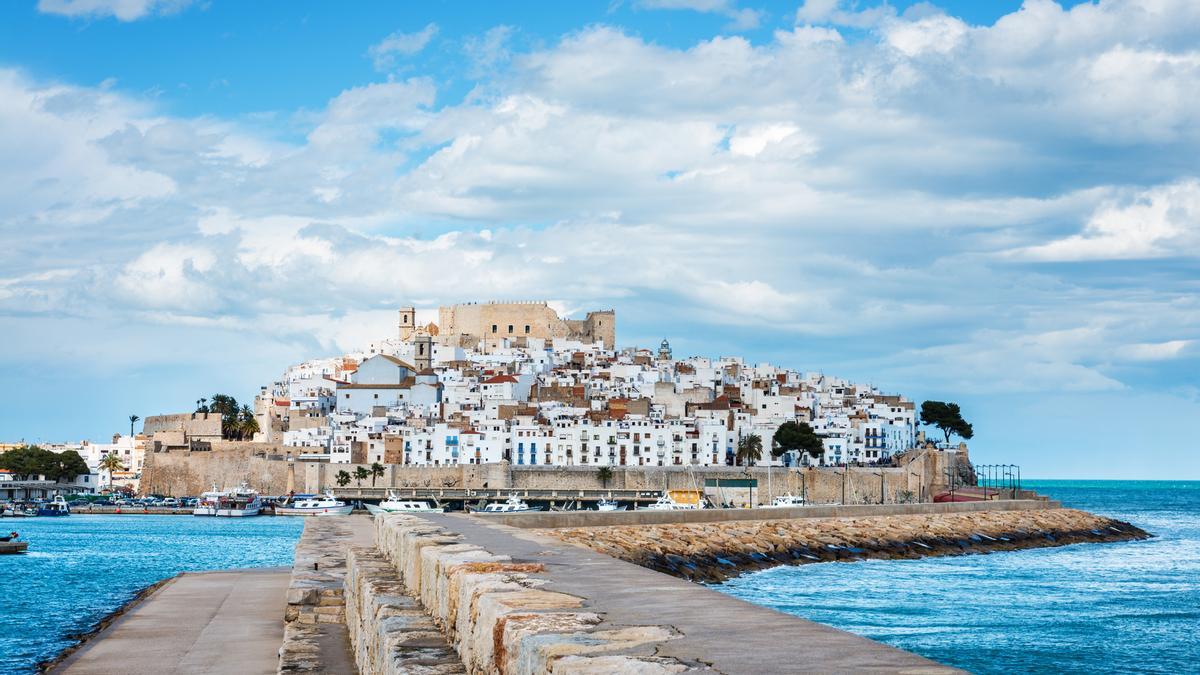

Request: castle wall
left=437, top=302, right=615, bottom=349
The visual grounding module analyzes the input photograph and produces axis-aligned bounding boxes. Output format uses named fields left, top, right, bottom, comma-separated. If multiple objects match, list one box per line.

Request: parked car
left=160, top=498, right=180, bottom=507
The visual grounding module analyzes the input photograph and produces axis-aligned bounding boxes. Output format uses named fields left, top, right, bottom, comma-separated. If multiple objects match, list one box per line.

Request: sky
left=1, top=0, right=1197, bottom=479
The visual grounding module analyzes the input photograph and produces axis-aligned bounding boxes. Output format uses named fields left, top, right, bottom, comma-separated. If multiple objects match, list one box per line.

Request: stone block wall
left=368, top=514, right=685, bottom=674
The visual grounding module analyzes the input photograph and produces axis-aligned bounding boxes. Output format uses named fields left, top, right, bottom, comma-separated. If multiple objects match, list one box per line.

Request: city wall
left=140, top=443, right=961, bottom=501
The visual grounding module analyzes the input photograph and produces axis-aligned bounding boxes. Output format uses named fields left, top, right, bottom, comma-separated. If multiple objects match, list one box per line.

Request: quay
left=54, top=499, right=1149, bottom=674
left=52, top=568, right=290, bottom=675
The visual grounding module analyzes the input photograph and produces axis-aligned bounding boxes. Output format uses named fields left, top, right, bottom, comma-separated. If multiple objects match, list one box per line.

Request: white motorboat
left=273, top=491, right=354, bottom=516
left=476, top=495, right=543, bottom=513
left=365, top=491, right=437, bottom=515
left=763, top=493, right=806, bottom=508
left=596, top=498, right=626, bottom=512
left=214, top=483, right=262, bottom=517
left=193, top=485, right=224, bottom=516
left=639, top=490, right=707, bottom=511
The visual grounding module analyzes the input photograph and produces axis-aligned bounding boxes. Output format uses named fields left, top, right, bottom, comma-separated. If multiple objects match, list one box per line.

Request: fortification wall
left=437, top=301, right=615, bottom=349
left=138, top=443, right=290, bottom=496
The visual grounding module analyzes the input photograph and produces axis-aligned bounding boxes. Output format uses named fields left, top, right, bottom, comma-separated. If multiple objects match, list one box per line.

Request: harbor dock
left=52, top=568, right=290, bottom=675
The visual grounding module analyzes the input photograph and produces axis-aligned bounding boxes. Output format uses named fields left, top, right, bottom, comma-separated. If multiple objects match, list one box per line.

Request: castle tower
left=413, top=332, right=433, bottom=372
left=658, top=338, right=672, bottom=361
left=398, top=306, right=416, bottom=341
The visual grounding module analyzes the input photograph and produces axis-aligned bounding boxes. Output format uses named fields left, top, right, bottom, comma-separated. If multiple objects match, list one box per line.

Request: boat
left=193, top=485, right=225, bottom=516
left=0, top=533, right=27, bottom=554
left=364, top=491, right=437, bottom=515
left=474, top=495, right=543, bottom=513
left=1, top=504, right=32, bottom=518
left=596, top=498, right=626, bottom=512
left=273, top=491, right=354, bottom=516
left=639, top=490, right=707, bottom=511
left=36, top=496, right=71, bottom=517
left=762, top=493, right=806, bottom=508
left=214, top=483, right=262, bottom=517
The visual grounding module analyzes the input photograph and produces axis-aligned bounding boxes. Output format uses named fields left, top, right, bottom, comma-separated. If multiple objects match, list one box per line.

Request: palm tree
left=353, top=466, right=370, bottom=487
left=335, top=470, right=351, bottom=487
left=596, top=466, right=613, bottom=489
left=237, top=405, right=260, bottom=440
left=736, top=434, right=763, bottom=467
left=369, top=462, right=385, bottom=487
left=98, top=453, right=125, bottom=490
left=128, top=415, right=140, bottom=438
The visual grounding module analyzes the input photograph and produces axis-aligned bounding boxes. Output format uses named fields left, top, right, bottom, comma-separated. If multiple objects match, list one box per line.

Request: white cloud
left=636, top=0, right=764, bottom=31
left=4, top=0, right=1200, bottom=403
left=368, top=23, right=439, bottom=71
left=37, top=0, right=194, bottom=21
left=1009, top=180, right=1200, bottom=261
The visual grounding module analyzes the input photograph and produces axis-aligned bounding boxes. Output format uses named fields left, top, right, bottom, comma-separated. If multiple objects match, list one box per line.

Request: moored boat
left=596, top=498, right=626, bottom=512
left=273, top=491, right=354, bottom=516
left=193, top=485, right=225, bottom=516
left=36, top=496, right=71, bottom=517
left=473, top=495, right=543, bottom=513
left=639, top=490, right=707, bottom=511
left=762, top=493, right=806, bottom=508
left=364, top=491, right=437, bottom=515
left=214, top=483, right=262, bottom=517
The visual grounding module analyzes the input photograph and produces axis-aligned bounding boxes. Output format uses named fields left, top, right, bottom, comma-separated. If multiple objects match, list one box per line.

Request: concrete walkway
left=57, top=567, right=290, bottom=675
left=421, top=513, right=959, bottom=674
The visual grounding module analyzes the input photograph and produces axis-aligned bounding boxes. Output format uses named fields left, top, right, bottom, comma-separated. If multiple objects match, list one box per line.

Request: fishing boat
left=36, top=495, right=71, bottom=517
left=273, top=491, right=354, bottom=516
left=364, top=491, right=437, bottom=515
left=1, top=503, right=33, bottom=518
left=639, top=490, right=707, bottom=511
left=193, top=485, right=225, bottom=516
left=762, top=493, right=806, bottom=508
left=474, top=495, right=543, bottom=513
left=596, top=498, right=626, bottom=512
left=214, top=483, right=262, bottom=517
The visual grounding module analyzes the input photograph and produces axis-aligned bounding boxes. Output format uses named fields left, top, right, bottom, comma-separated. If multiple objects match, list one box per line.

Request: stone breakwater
left=369, top=513, right=688, bottom=674
left=546, top=508, right=1151, bottom=583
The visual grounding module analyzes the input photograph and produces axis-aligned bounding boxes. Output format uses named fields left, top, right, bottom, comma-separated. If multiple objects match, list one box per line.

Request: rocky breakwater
left=547, top=508, right=1151, bottom=583
left=369, top=513, right=688, bottom=674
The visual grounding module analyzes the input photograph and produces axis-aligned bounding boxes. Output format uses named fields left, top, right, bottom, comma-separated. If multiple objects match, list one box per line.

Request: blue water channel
left=717, top=480, right=1200, bottom=673
left=0, top=515, right=303, bottom=674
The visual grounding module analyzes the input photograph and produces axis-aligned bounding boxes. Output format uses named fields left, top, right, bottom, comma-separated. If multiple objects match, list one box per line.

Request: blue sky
left=1, top=0, right=1197, bottom=478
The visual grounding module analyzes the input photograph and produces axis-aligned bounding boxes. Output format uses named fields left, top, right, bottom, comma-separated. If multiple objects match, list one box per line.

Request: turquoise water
left=718, top=480, right=1199, bottom=673
left=0, top=515, right=303, bottom=674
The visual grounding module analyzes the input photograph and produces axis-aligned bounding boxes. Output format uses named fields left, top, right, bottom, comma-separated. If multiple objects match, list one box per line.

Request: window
left=508, top=324, right=514, bottom=333
left=492, top=324, right=498, bottom=333
left=524, top=324, right=530, bottom=334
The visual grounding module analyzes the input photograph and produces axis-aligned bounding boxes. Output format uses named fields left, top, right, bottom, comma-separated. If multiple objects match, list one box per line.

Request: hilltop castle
left=399, top=301, right=615, bottom=350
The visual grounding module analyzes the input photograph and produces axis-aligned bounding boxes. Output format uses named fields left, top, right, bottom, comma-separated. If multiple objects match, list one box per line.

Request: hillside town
left=255, top=301, right=918, bottom=470
left=2, top=301, right=929, bottom=496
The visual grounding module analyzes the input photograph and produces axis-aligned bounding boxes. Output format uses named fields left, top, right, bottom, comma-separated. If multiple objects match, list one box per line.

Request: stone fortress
left=401, top=300, right=615, bottom=350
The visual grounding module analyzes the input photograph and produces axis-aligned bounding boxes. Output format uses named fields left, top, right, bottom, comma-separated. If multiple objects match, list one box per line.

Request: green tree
left=369, top=462, right=385, bottom=487
left=0, top=445, right=49, bottom=480
left=596, top=465, right=613, bottom=489
left=773, top=421, right=825, bottom=464
left=335, top=470, right=352, bottom=487
left=920, top=401, right=974, bottom=445
left=98, top=453, right=125, bottom=489
left=353, top=466, right=370, bottom=487
left=129, top=414, right=140, bottom=438
left=237, top=405, right=260, bottom=441
left=207, top=394, right=241, bottom=439
left=48, top=450, right=90, bottom=482
left=736, top=434, right=763, bottom=467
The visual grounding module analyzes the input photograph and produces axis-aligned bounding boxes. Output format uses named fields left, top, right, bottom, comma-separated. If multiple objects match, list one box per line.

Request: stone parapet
left=373, top=514, right=688, bottom=674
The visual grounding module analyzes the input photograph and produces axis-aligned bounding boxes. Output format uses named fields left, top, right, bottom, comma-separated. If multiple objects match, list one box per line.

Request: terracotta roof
left=482, top=374, right=519, bottom=384
left=379, top=354, right=417, bottom=370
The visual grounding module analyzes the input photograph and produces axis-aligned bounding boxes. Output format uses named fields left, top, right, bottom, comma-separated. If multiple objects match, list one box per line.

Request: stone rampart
left=139, top=444, right=290, bottom=496
left=371, top=513, right=686, bottom=674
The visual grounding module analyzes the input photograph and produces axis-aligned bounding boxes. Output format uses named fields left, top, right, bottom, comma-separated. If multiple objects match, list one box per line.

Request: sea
left=718, top=480, right=1199, bottom=674
left=0, top=515, right=303, bottom=674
